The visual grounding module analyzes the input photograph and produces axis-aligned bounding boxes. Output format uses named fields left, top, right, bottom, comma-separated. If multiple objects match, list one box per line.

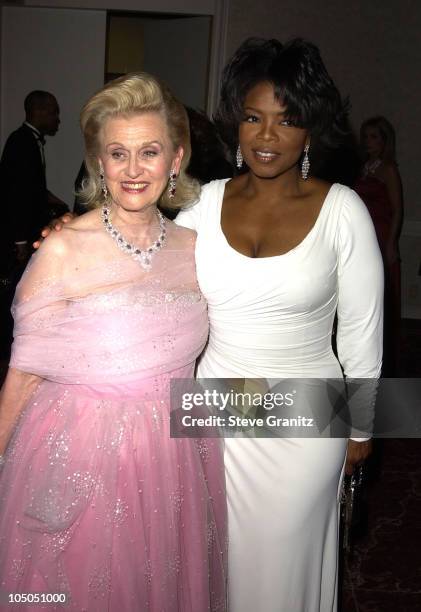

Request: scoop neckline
left=217, top=179, right=338, bottom=261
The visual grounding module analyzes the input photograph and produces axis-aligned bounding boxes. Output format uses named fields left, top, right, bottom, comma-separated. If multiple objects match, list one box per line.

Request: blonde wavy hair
left=79, top=72, right=199, bottom=209
left=360, top=116, right=396, bottom=163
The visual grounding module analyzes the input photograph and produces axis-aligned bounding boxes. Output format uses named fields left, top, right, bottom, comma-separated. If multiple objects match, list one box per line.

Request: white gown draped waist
left=200, top=326, right=342, bottom=378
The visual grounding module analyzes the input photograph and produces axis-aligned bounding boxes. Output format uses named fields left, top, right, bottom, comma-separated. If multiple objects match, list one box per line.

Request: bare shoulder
left=378, top=161, right=402, bottom=196
left=38, top=209, right=102, bottom=258
left=37, top=226, right=72, bottom=258
left=167, top=219, right=197, bottom=246
left=304, top=177, right=332, bottom=200
left=64, top=208, right=101, bottom=231
left=223, top=175, right=245, bottom=200
left=168, top=219, right=197, bottom=239
left=297, top=178, right=333, bottom=214
left=380, top=160, right=401, bottom=180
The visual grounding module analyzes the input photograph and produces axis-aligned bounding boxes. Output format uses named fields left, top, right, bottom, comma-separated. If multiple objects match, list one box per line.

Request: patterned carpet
left=341, top=319, right=421, bottom=612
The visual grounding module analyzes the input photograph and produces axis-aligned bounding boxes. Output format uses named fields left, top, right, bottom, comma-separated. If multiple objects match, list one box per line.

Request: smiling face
left=98, top=112, right=183, bottom=214
left=239, top=81, right=309, bottom=179
left=361, top=125, right=385, bottom=159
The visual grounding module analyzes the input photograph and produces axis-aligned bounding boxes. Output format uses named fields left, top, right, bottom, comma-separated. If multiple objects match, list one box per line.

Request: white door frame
left=21, top=0, right=229, bottom=115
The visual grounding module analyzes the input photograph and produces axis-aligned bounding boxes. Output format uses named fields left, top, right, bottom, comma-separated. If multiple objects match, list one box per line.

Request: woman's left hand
left=345, top=439, right=372, bottom=476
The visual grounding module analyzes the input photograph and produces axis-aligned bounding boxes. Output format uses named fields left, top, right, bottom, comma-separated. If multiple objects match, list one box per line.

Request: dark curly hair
left=185, top=107, right=233, bottom=184
left=214, top=38, right=350, bottom=170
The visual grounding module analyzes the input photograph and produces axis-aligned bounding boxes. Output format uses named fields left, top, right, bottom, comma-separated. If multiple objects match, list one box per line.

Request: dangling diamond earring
left=236, top=145, right=243, bottom=169
left=301, top=143, right=310, bottom=180
left=99, top=170, right=108, bottom=198
left=168, top=169, right=177, bottom=199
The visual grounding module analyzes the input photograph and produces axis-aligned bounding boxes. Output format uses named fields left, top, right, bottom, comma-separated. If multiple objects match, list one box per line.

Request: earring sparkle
left=168, top=169, right=177, bottom=199
left=100, top=172, right=108, bottom=198
left=301, top=143, right=310, bottom=180
left=236, top=145, right=243, bottom=169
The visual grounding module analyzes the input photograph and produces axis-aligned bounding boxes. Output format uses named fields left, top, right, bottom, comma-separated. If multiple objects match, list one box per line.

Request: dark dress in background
left=355, top=174, right=401, bottom=375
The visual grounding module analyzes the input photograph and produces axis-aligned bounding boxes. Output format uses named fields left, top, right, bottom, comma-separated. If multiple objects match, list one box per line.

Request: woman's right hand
left=33, top=212, right=74, bottom=249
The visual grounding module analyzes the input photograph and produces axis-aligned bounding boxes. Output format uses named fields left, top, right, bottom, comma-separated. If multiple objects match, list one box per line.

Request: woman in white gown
left=175, top=39, right=383, bottom=611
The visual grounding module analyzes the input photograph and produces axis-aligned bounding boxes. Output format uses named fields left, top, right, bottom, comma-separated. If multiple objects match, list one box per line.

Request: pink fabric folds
left=0, top=223, right=227, bottom=611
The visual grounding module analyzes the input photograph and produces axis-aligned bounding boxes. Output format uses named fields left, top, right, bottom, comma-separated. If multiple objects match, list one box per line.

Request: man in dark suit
left=0, top=90, right=68, bottom=264
left=0, top=90, right=67, bottom=358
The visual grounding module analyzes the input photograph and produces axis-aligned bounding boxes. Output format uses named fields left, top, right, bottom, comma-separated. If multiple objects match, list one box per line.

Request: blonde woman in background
left=355, top=116, right=403, bottom=375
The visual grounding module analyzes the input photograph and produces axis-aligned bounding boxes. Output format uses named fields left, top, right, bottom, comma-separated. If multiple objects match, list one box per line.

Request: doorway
left=106, top=12, right=212, bottom=111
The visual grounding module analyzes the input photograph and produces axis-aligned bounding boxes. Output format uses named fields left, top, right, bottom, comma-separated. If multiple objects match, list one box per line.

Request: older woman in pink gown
left=0, top=74, right=226, bottom=611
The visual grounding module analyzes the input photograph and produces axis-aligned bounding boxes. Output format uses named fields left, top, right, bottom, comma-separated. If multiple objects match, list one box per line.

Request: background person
left=0, top=91, right=69, bottom=360
left=355, top=116, right=403, bottom=375
left=0, top=90, right=68, bottom=263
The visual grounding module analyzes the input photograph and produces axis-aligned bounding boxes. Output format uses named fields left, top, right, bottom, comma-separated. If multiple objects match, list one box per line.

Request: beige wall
left=226, top=0, right=421, bottom=316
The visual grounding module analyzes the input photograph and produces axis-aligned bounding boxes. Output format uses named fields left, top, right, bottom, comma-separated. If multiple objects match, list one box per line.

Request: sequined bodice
left=11, top=284, right=208, bottom=385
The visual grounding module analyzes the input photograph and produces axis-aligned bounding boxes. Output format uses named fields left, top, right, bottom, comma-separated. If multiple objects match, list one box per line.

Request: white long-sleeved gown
left=176, top=179, right=383, bottom=612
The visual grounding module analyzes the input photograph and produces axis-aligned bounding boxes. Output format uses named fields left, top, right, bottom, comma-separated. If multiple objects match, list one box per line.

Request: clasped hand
left=345, top=439, right=372, bottom=476
left=33, top=212, right=74, bottom=249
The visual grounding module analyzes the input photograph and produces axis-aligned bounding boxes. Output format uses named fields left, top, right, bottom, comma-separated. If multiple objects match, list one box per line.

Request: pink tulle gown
left=0, top=222, right=227, bottom=611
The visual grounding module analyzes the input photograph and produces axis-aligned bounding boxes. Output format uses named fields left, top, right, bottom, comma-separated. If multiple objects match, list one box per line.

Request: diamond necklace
left=101, top=205, right=166, bottom=270
left=364, top=158, right=382, bottom=176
